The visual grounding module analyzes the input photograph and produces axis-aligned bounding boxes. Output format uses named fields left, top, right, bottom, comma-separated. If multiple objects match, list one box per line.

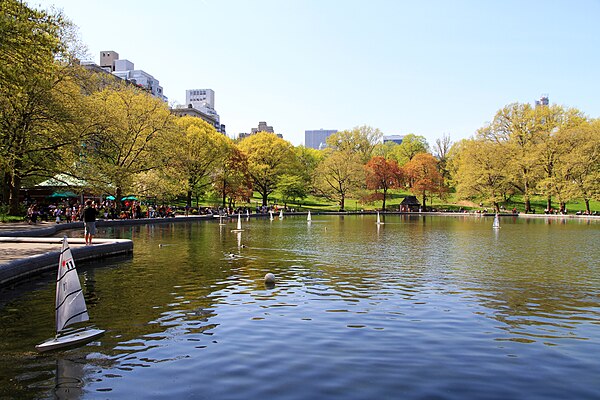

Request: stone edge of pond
left=0, top=237, right=133, bottom=287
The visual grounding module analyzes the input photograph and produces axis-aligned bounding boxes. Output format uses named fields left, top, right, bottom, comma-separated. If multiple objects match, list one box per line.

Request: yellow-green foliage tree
left=314, top=150, right=365, bottom=211
left=171, top=116, right=231, bottom=207
left=0, top=0, right=87, bottom=213
left=532, top=106, right=586, bottom=212
left=326, top=125, right=382, bottom=163
left=475, top=103, right=587, bottom=212
left=392, top=134, right=430, bottom=166
left=564, top=119, right=600, bottom=213
left=454, top=139, right=511, bottom=212
left=237, top=132, right=296, bottom=206
left=79, top=84, right=177, bottom=208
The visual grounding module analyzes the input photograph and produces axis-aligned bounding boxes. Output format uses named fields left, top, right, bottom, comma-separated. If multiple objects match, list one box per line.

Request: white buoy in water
left=264, top=273, right=276, bottom=284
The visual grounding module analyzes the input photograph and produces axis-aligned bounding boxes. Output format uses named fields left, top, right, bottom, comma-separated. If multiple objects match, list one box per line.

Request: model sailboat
left=231, top=213, right=244, bottom=232
left=307, top=210, right=312, bottom=223
left=269, top=210, right=274, bottom=221
left=376, top=211, right=384, bottom=225
left=36, top=237, right=104, bottom=352
left=279, top=210, right=284, bottom=220
left=492, top=214, right=500, bottom=229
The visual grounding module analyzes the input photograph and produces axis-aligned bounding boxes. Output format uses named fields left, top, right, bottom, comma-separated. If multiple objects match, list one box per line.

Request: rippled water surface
left=1, top=215, right=599, bottom=399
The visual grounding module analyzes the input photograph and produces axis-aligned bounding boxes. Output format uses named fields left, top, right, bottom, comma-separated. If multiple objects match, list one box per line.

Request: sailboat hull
left=36, top=328, right=105, bottom=352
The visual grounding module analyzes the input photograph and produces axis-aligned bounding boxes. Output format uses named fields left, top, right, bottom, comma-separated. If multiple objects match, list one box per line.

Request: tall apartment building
left=305, top=129, right=337, bottom=149
left=99, top=51, right=167, bottom=102
left=172, top=89, right=226, bottom=135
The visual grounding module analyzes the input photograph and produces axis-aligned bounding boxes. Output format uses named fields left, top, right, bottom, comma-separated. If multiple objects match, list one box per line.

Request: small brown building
left=400, top=196, right=421, bottom=212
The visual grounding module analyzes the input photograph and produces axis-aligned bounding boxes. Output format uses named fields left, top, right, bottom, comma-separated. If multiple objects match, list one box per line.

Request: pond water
left=0, top=214, right=599, bottom=399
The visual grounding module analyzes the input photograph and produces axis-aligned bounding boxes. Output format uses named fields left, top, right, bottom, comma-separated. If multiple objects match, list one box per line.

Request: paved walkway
left=0, top=221, right=82, bottom=264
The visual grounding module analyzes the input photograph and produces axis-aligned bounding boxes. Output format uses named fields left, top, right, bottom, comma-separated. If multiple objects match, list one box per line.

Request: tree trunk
left=525, top=197, right=531, bottom=214
left=262, top=193, right=268, bottom=207
left=546, top=196, right=552, bottom=213
left=8, top=173, right=21, bottom=215
left=422, top=194, right=426, bottom=212
left=382, top=188, right=387, bottom=211
left=186, top=189, right=192, bottom=208
left=221, top=180, right=227, bottom=208
left=115, top=187, right=123, bottom=213
left=559, top=202, right=566, bottom=214
left=340, top=194, right=345, bottom=211
left=585, top=198, right=590, bottom=214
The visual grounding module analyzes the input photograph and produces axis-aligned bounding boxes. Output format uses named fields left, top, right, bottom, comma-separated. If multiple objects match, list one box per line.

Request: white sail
left=55, top=237, right=89, bottom=332
left=493, top=214, right=500, bottom=229
left=279, top=210, right=284, bottom=219
left=376, top=211, right=384, bottom=225
left=307, top=210, right=312, bottom=222
left=231, top=213, right=244, bottom=232
left=269, top=210, right=274, bottom=221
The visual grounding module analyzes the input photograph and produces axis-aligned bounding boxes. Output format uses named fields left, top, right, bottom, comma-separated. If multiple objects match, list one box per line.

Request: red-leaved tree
left=403, top=153, right=447, bottom=211
left=364, top=156, right=404, bottom=210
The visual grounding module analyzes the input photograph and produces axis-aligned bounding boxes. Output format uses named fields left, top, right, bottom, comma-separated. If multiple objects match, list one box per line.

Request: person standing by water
left=83, top=200, right=97, bottom=245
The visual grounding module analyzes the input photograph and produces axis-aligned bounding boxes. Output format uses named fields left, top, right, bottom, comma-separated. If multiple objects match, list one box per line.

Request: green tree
left=532, top=106, right=586, bottom=212
left=79, top=84, right=177, bottom=209
left=212, top=145, right=252, bottom=208
left=314, top=150, right=365, bottom=211
left=237, top=132, right=296, bottom=206
left=454, top=139, right=511, bottom=212
left=392, top=134, right=430, bottom=166
left=293, top=145, right=323, bottom=190
left=364, top=156, right=403, bottom=210
left=326, top=125, right=382, bottom=163
left=278, top=174, right=308, bottom=207
left=0, top=1, right=85, bottom=213
left=565, top=119, right=600, bottom=213
left=171, top=116, right=230, bottom=208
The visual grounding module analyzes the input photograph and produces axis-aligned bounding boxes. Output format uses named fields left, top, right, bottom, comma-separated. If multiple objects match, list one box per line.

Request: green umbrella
left=106, top=195, right=116, bottom=200
left=121, top=195, right=138, bottom=201
left=48, top=191, right=78, bottom=199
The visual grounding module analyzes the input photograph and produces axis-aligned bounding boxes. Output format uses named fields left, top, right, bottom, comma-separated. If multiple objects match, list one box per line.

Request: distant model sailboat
left=492, top=213, right=500, bottom=229
left=269, top=210, right=274, bottom=221
left=279, top=210, right=284, bottom=219
left=307, top=210, right=312, bottom=223
left=36, top=237, right=104, bottom=352
left=376, top=211, right=384, bottom=225
left=231, top=213, right=244, bottom=232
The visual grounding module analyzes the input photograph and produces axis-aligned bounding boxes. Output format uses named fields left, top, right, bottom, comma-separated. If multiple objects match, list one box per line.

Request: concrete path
left=0, top=221, right=132, bottom=286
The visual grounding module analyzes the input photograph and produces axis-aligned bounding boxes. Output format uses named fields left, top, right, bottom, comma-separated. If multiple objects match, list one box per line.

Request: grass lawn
left=145, top=190, right=599, bottom=215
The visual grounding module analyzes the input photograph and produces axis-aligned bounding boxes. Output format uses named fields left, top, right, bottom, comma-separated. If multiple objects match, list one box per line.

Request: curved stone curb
left=0, top=237, right=133, bottom=286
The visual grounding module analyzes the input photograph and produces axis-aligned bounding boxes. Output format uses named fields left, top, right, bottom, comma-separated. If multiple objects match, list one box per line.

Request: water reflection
left=0, top=215, right=598, bottom=399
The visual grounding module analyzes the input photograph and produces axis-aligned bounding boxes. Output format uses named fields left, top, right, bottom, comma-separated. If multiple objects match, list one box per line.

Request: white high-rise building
left=186, top=89, right=215, bottom=109
left=99, top=51, right=167, bottom=102
left=185, top=89, right=220, bottom=123
left=173, top=89, right=225, bottom=134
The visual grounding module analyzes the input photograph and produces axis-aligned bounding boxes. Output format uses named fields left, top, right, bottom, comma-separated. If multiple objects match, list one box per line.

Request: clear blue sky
left=30, top=0, right=600, bottom=147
